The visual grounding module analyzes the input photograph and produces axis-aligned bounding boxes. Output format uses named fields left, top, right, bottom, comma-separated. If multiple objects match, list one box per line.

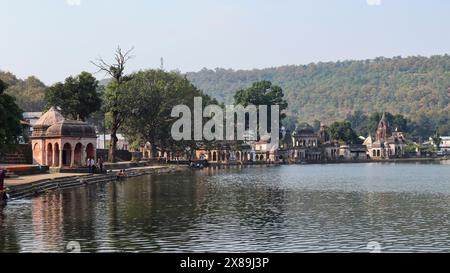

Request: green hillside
left=186, top=55, right=450, bottom=128
left=0, top=71, right=46, bottom=112
left=2, top=55, right=449, bottom=137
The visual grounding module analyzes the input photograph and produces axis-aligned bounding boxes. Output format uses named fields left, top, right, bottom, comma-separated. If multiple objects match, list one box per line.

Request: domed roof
left=46, top=120, right=96, bottom=138
left=34, top=107, right=65, bottom=127
left=292, top=125, right=315, bottom=136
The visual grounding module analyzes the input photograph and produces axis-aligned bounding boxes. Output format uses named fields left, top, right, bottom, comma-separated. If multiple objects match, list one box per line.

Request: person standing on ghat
left=0, top=169, right=7, bottom=201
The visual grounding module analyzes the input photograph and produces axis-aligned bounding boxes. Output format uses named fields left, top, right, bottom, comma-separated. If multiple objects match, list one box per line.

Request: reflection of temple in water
left=32, top=186, right=110, bottom=252
left=31, top=193, right=64, bottom=252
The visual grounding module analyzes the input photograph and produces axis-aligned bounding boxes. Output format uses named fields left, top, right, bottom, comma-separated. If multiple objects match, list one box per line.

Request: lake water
left=1, top=161, right=450, bottom=253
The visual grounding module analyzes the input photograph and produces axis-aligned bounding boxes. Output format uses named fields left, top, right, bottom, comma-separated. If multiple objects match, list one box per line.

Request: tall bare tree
left=91, top=46, right=133, bottom=162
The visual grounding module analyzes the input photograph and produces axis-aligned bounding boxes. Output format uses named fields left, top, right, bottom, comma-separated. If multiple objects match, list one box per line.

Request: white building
left=97, top=134, right=129, bottom=150
left=430, top=136, right=450, bottom=154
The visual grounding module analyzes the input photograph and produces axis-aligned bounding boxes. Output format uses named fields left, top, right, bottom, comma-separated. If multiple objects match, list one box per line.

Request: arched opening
left=372, top=150, right=376, bottom=157
left=86, top=143, right=95, bottom=159
left=62, top=143, right=72, bottom=166
left=46, top=143, right=53, bottom=166
left=376, top=150, right=380, bottom=157
left=54, top=143, right=60, bottom=167
left=74, top=143, right=82, bottom=166
left=212, top=152, right=217, bottom=161
left=33, top=143, right=41, bottom=164
left=236, top=152, right=241, bottom=161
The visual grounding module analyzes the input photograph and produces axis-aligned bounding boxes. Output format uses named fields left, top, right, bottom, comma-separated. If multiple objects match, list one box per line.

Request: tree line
left=1, top=48, right=289, bottom=160
left=2, top=51, right=448, bottom=156
left=186, top=55, right=450, bottom=139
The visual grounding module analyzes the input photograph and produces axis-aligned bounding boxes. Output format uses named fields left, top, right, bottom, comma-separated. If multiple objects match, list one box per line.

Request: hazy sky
left=1, top=0, right=449, bottom=84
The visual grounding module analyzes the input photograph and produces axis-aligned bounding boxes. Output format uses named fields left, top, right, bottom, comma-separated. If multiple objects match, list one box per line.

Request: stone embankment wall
left=0, top=144, right=32, bottom=164
left=6, top=166, right=186, bottom=200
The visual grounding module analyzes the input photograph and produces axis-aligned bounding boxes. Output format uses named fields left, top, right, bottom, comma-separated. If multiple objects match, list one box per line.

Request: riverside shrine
left=31, top=107, right=97, bottom=169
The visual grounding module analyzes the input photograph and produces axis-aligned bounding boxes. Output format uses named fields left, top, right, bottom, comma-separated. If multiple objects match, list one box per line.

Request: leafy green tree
left=0, top=79, right=23, bottom=153
left=392, top=114, right=409, bottom=132
left=431, top=133, right=442, bottom=151
left=282, top=116, right=298, bottom=132
left=328, top=121, right=360, bottom=144
left=434, top=110, right=450, bottom=136
left=45, top=72, right=101, bottom=121
left=119, top=70, right=217, bottom=157
left=408, top=113, right=437, bottom=140
left=346, top=110, right=368, bottom=136
left=92, top=47, right=133, bottom=162
left=234, top=80, right=287, bottom=110
left=234, top=81, right=288, bottom=137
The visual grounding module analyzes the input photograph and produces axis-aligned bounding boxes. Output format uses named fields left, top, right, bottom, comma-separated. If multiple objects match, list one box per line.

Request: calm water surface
left=1, top=162, right=450, bottom=252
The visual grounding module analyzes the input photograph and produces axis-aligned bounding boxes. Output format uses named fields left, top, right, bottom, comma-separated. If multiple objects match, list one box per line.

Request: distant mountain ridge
left=2, top=55, right=449, bottom=131
left=0, top=71, right=46, bottom=112
left=186, top=55, right=450, bottom=124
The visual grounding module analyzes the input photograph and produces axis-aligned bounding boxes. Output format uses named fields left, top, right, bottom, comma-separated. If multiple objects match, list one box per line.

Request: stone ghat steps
left=6, top=166, right=181, bottom=200
left=7, top=174, right=117, bottom=199
left=123, top=166, right=180, bottom=178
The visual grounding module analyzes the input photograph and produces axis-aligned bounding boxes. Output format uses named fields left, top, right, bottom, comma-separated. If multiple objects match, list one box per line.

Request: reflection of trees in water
left=1, top=193, right=66, bottom=252
left=104, top=173, right=205, bottom=251
left=207, top=166, right=288, bottom=226
left=0, top=209, right=21, bottom=252
left=233, top=187, right=287, bottom=227
left=59, top=184, right=108, bottom=251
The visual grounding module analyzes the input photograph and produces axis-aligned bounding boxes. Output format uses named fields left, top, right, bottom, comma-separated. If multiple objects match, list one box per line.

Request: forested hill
left=2, top=55, right=449, bottom=134
left=186, top=55, right=450, bottom=124
left=0, top=71, right=46, bottom=112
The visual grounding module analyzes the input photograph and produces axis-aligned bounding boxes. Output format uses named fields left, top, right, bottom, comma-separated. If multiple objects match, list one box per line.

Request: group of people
left=86, top=157, right=104, bottom=174
left=116, top=169, right=128, bottom=179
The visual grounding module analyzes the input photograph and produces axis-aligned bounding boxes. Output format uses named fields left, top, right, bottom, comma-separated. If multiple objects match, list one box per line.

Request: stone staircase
left=6, top=165, right=181, bottom=200
left=6, top=173, right=117, bottom=199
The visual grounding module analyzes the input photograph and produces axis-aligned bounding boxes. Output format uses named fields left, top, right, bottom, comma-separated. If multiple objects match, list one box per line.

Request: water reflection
left=1, top=162, right=450, bottom=252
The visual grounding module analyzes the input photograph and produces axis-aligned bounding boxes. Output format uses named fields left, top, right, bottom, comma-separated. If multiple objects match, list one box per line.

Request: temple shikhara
left=364, top=112, right=406, bottom=159
left=31, top=107, right=97, bottom=169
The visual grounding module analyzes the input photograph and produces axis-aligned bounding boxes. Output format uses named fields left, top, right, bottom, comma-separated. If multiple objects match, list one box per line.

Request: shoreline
left=292, top=157, right=448, bottom=165
left=3, top=157, right=448, bottom=201
left=4, top=165, right=188, bottom=201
